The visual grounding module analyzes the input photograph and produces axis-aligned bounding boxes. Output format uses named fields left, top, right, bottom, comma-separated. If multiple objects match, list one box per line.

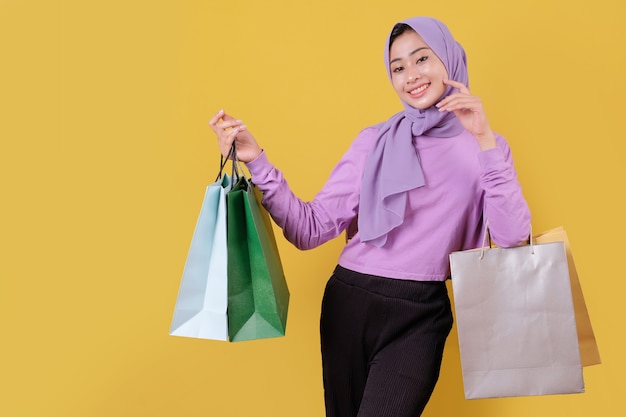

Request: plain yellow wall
left=1, top=0, right=624, bottom=416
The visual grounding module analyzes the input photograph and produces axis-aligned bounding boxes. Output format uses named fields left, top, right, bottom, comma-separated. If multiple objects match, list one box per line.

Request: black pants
left=320, top=266, right=453, bottom=417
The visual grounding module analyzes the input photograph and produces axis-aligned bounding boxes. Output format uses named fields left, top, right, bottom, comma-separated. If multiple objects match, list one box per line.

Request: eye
left=392, top=66, right=404, bottom=73
left=417, top=55, right=429, bottom=64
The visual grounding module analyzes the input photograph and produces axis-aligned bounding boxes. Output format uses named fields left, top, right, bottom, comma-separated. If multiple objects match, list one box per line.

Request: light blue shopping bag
left=170, top=174, right=232, bottom=340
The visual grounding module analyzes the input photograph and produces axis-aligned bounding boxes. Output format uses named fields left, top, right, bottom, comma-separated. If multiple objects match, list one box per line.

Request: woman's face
left=389, top=30, right=449, bottom=110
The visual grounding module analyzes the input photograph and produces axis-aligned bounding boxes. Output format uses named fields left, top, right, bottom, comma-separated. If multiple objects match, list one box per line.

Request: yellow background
left=1, top=0, right=624, bottom=415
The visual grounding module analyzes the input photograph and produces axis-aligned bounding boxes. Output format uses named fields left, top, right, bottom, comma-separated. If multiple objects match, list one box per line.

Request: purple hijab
left=357, top=17, right=469, bottom=247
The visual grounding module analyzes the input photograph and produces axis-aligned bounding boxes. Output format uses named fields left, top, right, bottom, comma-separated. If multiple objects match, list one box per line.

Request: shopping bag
left=533, top=227, right=601, bottom=367
left=170, top=174, right=232, bottom=340
left=449, top=225, right=584, bottom=399
left=226, top=176, right=290, bottom=342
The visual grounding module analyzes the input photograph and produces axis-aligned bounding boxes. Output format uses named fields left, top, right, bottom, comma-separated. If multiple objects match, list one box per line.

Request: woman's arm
left=436, top=81, right=531, bottom=246
left=246, top=149, right=362, bottom=250
left=479, top=136, right=531, bottom=247
left=209, top=109, right=376, bottom=250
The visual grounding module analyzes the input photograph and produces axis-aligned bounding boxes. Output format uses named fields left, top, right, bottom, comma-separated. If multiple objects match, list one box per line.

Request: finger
left=218, top=127, right=239, bottom=154
left=443, top=96, right=481, bottom=108
left=436, top=91, right=474, bottom=107
left=443, top=79, right=470, bottom=94
left=215, top=119, right=244, bottom=133
left=208, top=110, right=241, bottom=131
left=436, top=93, right=464, bottom=107
left=225, top=124, right=248, bottom=143
left=224, top=125, right=249, bottom=156
left=437, top=96, right=482, bottom=112
left=230, top=124, right=247, bottom=137
left=221, top=112, right=237, bottom=122
left=208, top=109, right=225, bottom=128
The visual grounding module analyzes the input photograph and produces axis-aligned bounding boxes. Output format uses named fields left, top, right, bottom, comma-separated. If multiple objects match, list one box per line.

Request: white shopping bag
left=449, top=225, right=584, bottom=399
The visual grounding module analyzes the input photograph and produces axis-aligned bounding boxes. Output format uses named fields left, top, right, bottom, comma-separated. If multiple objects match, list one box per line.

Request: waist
left=332, top=265, right=448, bottom=302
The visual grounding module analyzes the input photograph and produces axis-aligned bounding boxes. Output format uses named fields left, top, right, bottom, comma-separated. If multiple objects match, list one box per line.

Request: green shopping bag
left=226, top=176, right=290, bottom=342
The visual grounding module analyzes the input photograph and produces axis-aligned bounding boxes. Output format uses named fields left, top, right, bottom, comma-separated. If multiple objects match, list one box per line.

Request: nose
left=407, top=67, right=421, bottom=83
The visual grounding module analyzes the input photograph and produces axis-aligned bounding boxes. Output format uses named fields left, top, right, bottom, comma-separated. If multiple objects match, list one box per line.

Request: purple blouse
left=246, top=127, right=531, bottom=281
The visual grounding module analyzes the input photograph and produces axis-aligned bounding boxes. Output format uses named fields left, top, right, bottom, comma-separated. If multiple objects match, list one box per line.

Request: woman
left=209, top=16, right=530, bottom=417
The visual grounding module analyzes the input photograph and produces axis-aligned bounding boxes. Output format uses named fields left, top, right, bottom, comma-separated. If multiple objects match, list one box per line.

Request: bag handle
left=215, top=145, right=233, bottom=181
left=479, top=220, right=534, bottom=259
left=215, top=144, right=245, bottom=182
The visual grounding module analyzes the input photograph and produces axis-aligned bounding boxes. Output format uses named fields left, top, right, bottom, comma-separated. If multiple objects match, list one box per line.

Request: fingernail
left=236, top=119, right=243, bottom=123
left=240, top=125, right=247, bottom=130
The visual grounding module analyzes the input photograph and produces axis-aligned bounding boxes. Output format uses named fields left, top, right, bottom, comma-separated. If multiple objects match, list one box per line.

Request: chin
left=403, top=96, right=437, bottom=110
left=406, top=101, right=435, bottom=111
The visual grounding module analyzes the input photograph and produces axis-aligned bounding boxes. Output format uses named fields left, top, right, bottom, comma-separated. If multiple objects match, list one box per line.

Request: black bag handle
left=215, top=144, right=245, bottom=182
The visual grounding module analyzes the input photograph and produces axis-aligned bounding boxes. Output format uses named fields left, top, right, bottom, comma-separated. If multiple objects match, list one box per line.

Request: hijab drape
left=358, top=17, right=469, bottom=247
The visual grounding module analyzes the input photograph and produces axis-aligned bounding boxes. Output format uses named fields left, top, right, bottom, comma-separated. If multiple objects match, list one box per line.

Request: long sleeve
left=244, top=128, right=530, bottom=281
left=245, top=129, right=376, bottom=250
left=478, top=136, right=531, bottom=247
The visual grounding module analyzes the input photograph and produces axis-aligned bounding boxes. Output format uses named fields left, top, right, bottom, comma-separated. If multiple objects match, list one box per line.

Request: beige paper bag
left=533, top=227, right=601, bottom=367
left=450, top=237, right=584, bottom=399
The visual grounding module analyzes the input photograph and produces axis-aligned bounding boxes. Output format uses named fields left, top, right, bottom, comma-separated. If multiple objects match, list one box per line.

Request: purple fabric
left=358, top=17, right=469, bottom=247
left=245, top=128, right=531, bottom=281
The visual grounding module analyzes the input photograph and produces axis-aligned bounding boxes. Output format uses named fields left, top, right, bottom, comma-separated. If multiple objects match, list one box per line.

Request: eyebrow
left=389, top=47, right=430, bottom=65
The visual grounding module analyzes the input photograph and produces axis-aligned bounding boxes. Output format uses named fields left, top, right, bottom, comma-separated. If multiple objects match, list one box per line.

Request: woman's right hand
left=208, top=109, right=262, bottom=163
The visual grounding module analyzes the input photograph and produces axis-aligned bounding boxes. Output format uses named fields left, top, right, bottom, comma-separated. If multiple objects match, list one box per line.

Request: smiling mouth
left=409, top=83, right=430, bottom=95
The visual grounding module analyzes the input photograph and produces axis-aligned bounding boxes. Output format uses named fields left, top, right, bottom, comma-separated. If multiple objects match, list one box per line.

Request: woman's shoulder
left=358, top=124, right=382, bottom=137
left=347, top=125, right=381, bottom=153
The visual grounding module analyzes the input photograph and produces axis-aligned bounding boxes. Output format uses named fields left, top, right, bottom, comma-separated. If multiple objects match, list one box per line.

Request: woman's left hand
left=436, top=79, right=496, bottom=149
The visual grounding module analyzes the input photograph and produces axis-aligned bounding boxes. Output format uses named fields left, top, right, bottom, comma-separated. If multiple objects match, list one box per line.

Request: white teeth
left=409, top=84, right=429, bottom=94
